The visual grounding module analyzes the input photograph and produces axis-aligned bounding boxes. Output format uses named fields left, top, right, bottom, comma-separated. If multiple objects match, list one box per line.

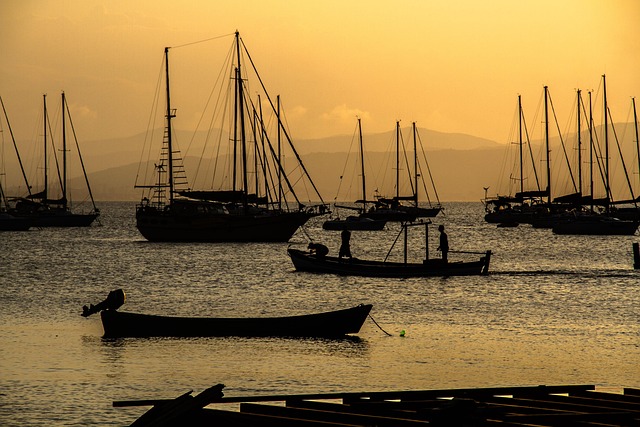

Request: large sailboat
left=552, top=75, right=639, bottom=235
left=12, top=93, right=99, bottom=227
left=135, top=32, right=328, bottom=242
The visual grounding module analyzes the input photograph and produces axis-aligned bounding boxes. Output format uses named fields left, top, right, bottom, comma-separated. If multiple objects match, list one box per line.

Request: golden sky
left=1, top=0, right=639, bottom=144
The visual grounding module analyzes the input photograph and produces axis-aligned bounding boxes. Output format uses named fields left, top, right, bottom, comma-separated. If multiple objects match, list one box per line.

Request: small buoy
left=399, top=329, right=406, bottom=337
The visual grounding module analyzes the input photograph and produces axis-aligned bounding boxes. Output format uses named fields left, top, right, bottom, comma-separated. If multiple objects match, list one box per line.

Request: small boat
left=82, top=290, right=372, bottom=338
left=12, top=93, right=99, bottom=227
left=290, top=222, right=491, bottom=277
left=323, top=119, right=387, bottom=231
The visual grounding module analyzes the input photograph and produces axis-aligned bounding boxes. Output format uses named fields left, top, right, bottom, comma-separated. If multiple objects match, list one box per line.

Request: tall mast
left=603, top=74, right=610, bottom=210
left=577, top=89, right=582, bottom=196
left=544, top=86, right=551, bottom=205
left=412, top=122, right=418, bottom=207
left=277, top=95, right=282, bottom=210
left=236, top=31, right=248, bottom=210
left=518, top=95, right=524, bottom=196
left=62, top=91, right=67, bottom=207
left=43, top=94, right=48, bottom=201
left=395, top=121, right=400, bottom=200
left=164, top=47, right=175, bottom=204
left=588, top=91, right=594, bottom=212
left=358, top=118, right=366, bottom=211
left=633, top=97, right=639, bottom=200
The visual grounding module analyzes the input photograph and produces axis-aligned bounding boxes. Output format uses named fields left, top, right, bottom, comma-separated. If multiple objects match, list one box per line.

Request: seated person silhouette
left=308, top=242, right=329, bottom=258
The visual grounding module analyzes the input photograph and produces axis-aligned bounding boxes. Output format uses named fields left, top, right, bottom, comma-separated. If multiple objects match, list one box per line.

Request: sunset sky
left=1, top=0, right=639, bottom=146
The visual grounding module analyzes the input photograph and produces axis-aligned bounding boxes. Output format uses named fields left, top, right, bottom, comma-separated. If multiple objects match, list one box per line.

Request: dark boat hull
left=136, top=208, right=315, bottom=242
left=0, top=213, right=32, bottom=231
left=287, top=248, right=490, bottom=277
left=100, top=304, right=372, bottom=338
left=552, top=216, right=639, bottom=235
left=31, top=212, right=98, bottom=227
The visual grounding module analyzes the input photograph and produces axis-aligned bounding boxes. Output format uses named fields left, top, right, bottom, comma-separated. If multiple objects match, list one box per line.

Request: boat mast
left=358, top=117, right=366, bottom=212
left=588, top=91, right=595, bottom=213
left=544, top=86, right=551, bottom=205
left=277, top=95, right=282, bottom=211
left=61, top=92, right=67, bottom=208
left=603, top=74, right=610, bottom=211
left=43, top=94, right=48, bottom=202
left=518, top=95, right=524, bottom=197
left=577, top=89, right=582, bottom=197
left=395, top=121, right=400, bottom=201
left=164, top=47, right=175, bottom=205
left=412, top=122, right=418, bottom=208
left=235, top=31, right=248, bottom=210
left=633, top=97, right=639, bottom=200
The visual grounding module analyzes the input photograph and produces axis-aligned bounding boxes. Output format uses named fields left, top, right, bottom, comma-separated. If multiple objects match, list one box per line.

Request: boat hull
left=31, top=212, right=99, bottom=227
left=136, top=208, right=316, bottom=242
left=552, top=216, right=639, bottom=235
left=100, top=304, right=372, bottom=338
left=0, top=213, right=32, bottom=231
left=287, top=248, right=490, bottom=277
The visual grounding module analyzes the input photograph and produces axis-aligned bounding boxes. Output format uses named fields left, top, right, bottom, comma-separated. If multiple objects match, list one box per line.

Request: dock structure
left=117, top=384, right=640, bottom=426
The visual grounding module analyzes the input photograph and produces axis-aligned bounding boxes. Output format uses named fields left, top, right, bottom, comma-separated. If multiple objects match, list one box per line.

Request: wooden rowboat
left=83, top=290, right=372, bottom=338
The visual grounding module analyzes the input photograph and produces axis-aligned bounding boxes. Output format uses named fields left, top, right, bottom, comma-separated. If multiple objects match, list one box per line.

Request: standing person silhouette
left=339, top=229, right=352, bottom=260
left=437, top=225, right=449, bottom=263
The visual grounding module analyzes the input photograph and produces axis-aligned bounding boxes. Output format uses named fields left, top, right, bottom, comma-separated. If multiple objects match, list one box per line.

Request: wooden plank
left=128, top=385, right=224, bottom=427
left=196, top=407, right=361, bottom=426
left=241, top=402, right=429, bottom=426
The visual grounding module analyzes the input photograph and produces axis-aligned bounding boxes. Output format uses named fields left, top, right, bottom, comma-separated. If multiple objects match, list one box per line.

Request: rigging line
left=239, top=37, right=327, bottom=205
left=170, top=33, right=235, bottom=50
left=416, top=129, right=441, bottom=205
left=368, top=314, right=392, bottom=336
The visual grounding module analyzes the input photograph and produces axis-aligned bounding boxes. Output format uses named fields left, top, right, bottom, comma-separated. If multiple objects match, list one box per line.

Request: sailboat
left=364, top=122, right=441, bottom=222
left=0, top=96, right=32, bottom=231
left=552, top=76, right=639, bottom=235
left=12, top=93, right=99, bottom=227
left=135, top=32, right=328, bottom=242
left=485, top=87, right=586, bottom=226
left=323, top=118, right=386, bottom=231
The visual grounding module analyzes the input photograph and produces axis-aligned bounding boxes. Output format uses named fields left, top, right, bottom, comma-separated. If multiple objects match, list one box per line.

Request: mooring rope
left=368, top=314, right=393, bottom=336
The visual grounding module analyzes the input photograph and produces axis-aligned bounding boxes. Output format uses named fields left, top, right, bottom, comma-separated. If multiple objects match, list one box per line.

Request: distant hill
left=6, top=122, right=639, bottom=203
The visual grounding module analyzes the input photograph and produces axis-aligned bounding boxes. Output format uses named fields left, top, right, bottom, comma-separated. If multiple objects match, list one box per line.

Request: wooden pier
left=117, top=384, right=640, bottom=426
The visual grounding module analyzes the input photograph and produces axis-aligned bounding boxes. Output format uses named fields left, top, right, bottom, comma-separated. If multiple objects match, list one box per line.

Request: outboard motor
left=82, top=289, right=126, bottom=317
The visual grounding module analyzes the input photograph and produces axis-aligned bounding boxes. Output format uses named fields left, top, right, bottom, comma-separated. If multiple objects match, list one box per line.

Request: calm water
left=1, top=201, right=638, bottom=426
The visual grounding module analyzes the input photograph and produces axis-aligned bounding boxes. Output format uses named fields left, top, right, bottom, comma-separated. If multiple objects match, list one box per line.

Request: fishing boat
left=135, top=32, right=328, bottom=242
left=82, top=290, right=372, bottom=338
left=289, top=222, right=491, bottom=277
left=323, top=118, right=387, bottom=231
left=12, top=93, right=99, bottom=227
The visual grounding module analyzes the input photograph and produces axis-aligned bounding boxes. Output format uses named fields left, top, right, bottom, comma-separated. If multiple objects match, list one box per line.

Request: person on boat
left=339, top=229, right=352, bottom=260
left=308, top=242, right=329, bottom=258
left=437, top=225, right=449, bottom=263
